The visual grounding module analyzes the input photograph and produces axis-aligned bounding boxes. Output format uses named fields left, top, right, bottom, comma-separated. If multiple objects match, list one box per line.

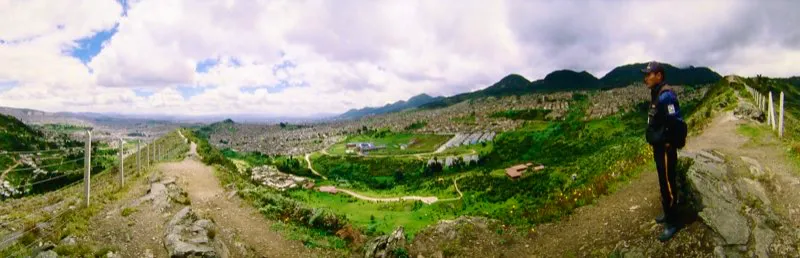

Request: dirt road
left=162, top=158, right=326, bottom=257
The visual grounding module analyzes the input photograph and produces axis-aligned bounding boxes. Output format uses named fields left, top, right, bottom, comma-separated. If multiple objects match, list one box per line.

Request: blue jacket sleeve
left=658, top=91, right=682, bottom=128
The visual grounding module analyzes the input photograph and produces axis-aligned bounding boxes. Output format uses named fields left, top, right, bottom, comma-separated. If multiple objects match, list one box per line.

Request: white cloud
left=0, top=0, right=799, bottom=117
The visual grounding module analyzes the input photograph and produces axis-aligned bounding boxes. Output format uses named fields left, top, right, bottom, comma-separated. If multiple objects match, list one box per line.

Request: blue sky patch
left=117, top=0, right=129, bottom=16
left=195, top=58, right=220, bottom=73
left=177, top=86, right=207, bottom=99
left=133, top=89, right=155, bottom=97
left=69, top=24, right=119, bottom=64
left=0, top=80, right=18, bottom=93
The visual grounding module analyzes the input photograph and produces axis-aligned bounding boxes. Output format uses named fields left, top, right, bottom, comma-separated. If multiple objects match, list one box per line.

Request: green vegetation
left=121, top=207, right=138, bottom=217
left=450, top=113, right=476, bottom=125
left=404, top=120, right=427, bottom=131
left=685, top=79, right=738, bottom=132
left=489, top=108, right=552, bottom=121
left=328, top=132, right=451, bottom=155
left=35, top=123, right=91, bottom=134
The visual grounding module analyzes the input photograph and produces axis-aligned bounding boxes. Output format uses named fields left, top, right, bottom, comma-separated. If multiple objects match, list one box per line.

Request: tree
left=394, top=170, right=404, bottom=182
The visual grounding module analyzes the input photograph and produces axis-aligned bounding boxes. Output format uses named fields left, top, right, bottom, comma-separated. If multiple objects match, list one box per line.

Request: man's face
left=644, top=72, right=662, bottom=88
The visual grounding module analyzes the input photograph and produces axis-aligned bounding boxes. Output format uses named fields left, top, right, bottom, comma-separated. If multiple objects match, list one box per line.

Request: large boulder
left=164, top=207, right=226, bottom=258
left=364, top=226, right=407, bottom=258
left=733, top=101, right=765, bottom=122
left=679, top=150, right=780, bottom=256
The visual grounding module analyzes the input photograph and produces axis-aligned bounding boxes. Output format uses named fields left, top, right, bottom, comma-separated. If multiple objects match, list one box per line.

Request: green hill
left=600, top=63, right=721, bottom=88
left=0, top=114, right=50, bottom=152
left=532, top=70, right=602, bottom=92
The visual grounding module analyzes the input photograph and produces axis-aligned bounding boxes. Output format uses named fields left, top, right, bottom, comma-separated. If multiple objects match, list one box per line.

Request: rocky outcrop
left=409, top=216, right=519, bottom=258
left=132, top=177, right=189, bottom=211
left=164, top=207, right=227, bottom=258
left=364, top=226, right=407, bottom=258
left=250, top=166, right=308, bottom=191
left=679, top=150, right=778, bottom=257
left=733, top=101, right=765, bottom=122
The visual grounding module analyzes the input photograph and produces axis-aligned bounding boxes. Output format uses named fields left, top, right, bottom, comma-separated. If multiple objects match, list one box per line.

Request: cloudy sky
left=1, top=0, right=798, bottom=117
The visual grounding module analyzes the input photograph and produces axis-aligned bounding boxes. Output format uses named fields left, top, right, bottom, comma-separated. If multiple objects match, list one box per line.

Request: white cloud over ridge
left=0, top=0, right=799, bottom=117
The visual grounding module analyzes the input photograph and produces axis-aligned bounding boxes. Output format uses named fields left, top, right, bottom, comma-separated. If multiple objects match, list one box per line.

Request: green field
left=327, top=133, right=452, bottom=155
left=288, top=189, right=460, bottom=236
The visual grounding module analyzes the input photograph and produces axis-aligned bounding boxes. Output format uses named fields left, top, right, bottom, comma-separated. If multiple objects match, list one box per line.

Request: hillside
left=531, top=69, right=602, bottom=92
left=0, top=114, right=49, bottom=152
left=338, top=94, right=443, bottom=119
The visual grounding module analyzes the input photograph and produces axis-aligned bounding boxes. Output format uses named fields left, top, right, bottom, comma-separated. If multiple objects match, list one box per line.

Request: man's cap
left=641, top=61, right=665, bottom=74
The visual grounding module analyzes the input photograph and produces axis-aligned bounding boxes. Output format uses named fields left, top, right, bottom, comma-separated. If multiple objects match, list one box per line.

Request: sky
left=1, top=0, right=799, bottom=118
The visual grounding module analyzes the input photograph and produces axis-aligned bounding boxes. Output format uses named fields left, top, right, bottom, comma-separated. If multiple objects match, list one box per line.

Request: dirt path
left=507, top=101, right=800, bottom=256
left=305, top=153, right=463, bottom=204
left=0, top=160, right=20, bottom=182
left=304, top=153, right=327, bottom=180
left=161, top=158, right=327, bottom=257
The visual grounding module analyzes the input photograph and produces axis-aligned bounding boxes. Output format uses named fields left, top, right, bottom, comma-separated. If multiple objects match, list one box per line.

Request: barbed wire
left=4, top=158, right=86, bottom=174
left=0, top=147, right=84, bottom=156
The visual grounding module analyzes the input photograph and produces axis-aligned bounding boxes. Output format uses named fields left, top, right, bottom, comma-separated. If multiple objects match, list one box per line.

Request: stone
left=35, top=250, right=58, bottom=258
left=681, top=151, right=751, bottom=245
left=752, top=226, right=776, bottom=258
left=59, top=235, right=77, bottom=246
left=713, top=246, right=725, bottom=258
left=364, top=226, right=407, bottom=258
left=734, top=101, right=765, bottom=122
left=736, top=178, right=771, bottom=206
left=164, top=207, right=222, bottom=258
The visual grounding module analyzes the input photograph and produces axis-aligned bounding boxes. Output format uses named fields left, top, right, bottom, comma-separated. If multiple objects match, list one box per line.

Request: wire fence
left=0, top=130, right=191, bottom=255
left=744, top=84, right=793, bottom=138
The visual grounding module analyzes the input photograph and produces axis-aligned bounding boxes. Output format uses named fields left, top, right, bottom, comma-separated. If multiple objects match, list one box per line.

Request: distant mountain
left=531, top=70, right=602, bottom=92
left=338, top=93, right=443, bottom=119
left=415, top=62, right=721, bottom=110
left=600, top=63, right=722, bottom=89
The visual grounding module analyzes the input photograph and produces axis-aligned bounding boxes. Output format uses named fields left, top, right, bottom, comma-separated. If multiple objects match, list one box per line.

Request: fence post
left=769, top=92, right=776, bottom=130
left=780, top=91, right=785, bottom=138
left=137, top=140, right=141, bottom=174
left=84, top=131, right=92, bottom=207
left=119, top=138, right=124, bottom=187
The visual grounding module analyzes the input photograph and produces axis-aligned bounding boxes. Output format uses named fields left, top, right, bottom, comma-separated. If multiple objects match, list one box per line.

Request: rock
left=105, top=251, right=122, bottom=258
left=736, top=178, right=771, bottom=206
left=734, top=101, right=765, bottom=122
left=713, top=246, right=725, bottom=258
left=167, top=183, right=191, bottom=205
left=164, top=207, right=223, bottom=258
left=143, top=249, right=155, bottom=258
left=752, top=226, right=776, bottom=258
left=250, top=165, right=308, bottom=191
left=59, top=235, right=77, bottom=246
left=35, top=250, right=58, bottom=258
left=681, top=151, right=750, bottom=245
left=365, top=226, right=407, bottom=258
left=740, top=156, right=765, bottom=178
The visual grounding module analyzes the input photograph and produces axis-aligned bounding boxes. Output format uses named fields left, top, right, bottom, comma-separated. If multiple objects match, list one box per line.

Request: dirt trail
left=87, top=143, right=328, bottom=257
left=0, top=160, right=20, bottom=182
left=508, top=106, right=800, bottom=256
left=161, top=158, right=327, bottom=258
left=306, top=153, right=463, bottom=204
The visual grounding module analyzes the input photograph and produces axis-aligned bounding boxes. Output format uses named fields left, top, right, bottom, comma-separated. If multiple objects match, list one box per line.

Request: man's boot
left=655, top=213, right=665, bottom=224
left=658, top=224, right=678, bottom=242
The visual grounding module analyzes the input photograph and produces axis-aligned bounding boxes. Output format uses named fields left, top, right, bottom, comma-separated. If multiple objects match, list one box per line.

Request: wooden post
left=146, top=141, right=150, bottom=166
left=769, top=92, right=776, bottom=130
left=780, top=91, right=785, bottom=137
left=84, top=131, right=92, bottom=207
left=137, top=140, right=141, bottom=174
left=119, top=138, right=124, bottom=187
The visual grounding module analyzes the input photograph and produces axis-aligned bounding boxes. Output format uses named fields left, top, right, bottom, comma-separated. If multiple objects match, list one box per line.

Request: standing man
left=642, top=61, right=687, bottom=242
